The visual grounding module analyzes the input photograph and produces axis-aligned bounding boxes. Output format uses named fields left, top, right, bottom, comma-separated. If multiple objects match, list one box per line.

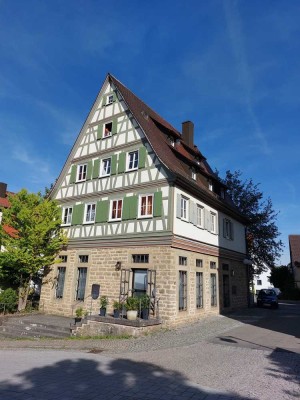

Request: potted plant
left=125, top=297, right=139, bottom=320
left=140, top=294, right=150, bottom=320
left=75, top=307, right=84, bottom=323
left=99, top=296, right=109, bottom=316
left=113, top=300, right=122, bottom=318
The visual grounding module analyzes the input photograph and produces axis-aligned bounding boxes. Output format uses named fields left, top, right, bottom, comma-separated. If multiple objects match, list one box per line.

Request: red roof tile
left=3, top=224, right=18, bottom=238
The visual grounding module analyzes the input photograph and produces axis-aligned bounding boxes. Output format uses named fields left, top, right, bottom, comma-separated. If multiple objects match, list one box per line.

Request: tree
left=269, top=265, right=293, bottom=293
left=223, top=170, right=283, bottom=273
left=0, top=189, right=67, bottom=311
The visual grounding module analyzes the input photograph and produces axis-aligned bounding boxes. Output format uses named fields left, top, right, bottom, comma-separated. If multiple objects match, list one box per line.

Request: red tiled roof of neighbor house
left=3, top=224, right=18, bottom=238
left=289, top=235, right=300, bottom=267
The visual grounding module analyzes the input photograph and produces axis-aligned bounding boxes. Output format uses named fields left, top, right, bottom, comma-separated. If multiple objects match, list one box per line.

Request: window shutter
left=130, top=195, right=138, bottom=219
left=70, top=165, right=77, bottom=184
left=112, top=92, right=117, bottom=102
left=205, top=209, right=211, bottom=231
left=118, top=152, right=126, bottom=173
left=138, top=146, right=147, bottom=169
left=153, top=191, right=163, bottom=217
left=230, top=222, right=234, bottom=240
left=97, top=124, right=103, bottom=140
left=189, top=202, right=196, bottom=225
left=86, top=161, right=93, bottom=180
left=223, top=219, right=226, bottom=238
left=176, top=194, right=181, bottom=218
left=71, top=204, right=84, bottom=225
left=92, top=159, right=100, bottom=179
left=111, top=154, right=117, bottom=175
left=122, top=197, right=130, bottom=220
left=112, top=117, right=118, bottom=135
left=102, top=95, right=106, bottom=107
left=95, top=200, right=109, bottom=223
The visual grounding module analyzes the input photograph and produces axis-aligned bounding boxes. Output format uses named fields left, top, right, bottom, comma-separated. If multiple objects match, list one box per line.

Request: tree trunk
left=18, top=280, right=31, bottom=312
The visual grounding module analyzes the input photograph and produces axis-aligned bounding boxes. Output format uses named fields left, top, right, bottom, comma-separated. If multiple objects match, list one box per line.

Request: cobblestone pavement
left=0, top=306, right=299, bottom=400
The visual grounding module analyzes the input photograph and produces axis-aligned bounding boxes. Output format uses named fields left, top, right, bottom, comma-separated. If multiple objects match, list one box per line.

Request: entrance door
left=132, top=269, right=148, bottom=297
left=223, top=274, right=230, bottom=307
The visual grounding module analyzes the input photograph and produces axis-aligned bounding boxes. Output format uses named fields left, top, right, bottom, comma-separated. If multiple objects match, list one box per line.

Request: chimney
left=0, top=182, right=7, bottom=199
left=182, top=121, right=194, bottom=148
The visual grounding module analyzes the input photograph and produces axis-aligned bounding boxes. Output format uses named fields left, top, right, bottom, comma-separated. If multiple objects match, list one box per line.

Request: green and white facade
left=40, top=74, right=248, bottom=325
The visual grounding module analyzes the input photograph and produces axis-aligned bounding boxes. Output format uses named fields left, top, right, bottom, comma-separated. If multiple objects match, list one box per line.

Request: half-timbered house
left=40, top=74, right=249, bottom=325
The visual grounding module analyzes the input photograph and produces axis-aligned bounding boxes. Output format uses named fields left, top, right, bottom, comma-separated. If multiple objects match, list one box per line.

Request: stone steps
left=0, top=314, right=72, bottom=339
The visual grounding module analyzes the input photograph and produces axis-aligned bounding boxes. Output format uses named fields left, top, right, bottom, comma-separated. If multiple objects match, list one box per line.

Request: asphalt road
left=0, top=301, right=299, bottom=400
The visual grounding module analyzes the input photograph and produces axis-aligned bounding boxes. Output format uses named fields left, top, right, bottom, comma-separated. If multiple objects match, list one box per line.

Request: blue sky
left=0, top=0, right=299, bottom=265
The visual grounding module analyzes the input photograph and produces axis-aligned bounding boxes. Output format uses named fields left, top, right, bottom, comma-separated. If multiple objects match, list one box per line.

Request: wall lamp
left=231, top=269, right=235, bottom=277
left=115, top=261, right=122, bottom=271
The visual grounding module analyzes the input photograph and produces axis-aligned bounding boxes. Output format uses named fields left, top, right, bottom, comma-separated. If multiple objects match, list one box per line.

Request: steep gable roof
left=289, top=235, right=300, bottom=267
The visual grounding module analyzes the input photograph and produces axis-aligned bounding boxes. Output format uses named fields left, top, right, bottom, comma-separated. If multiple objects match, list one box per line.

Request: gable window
left=210, top=212, right=217, bottom=233
left=76, top=267, right=87, bottom=301
left=132, top=254, right=149, bottom=263
left=127, top=150, right=139, bottom=171
left=181, top=196, right=188, bottom=220
left=84, top=203, right=96, bottom=223
left=139, top=194, right=153, bottom=217
left=101, top=158, right=111, bottom=177
left=196, top=272, right=203, bottom=308
left=196, top=259, right=203, bottom=268
left=196, top=205, right=203, bottom=227
left=257, top=280, right=262, bottom=286
left=62, top=207, right=72, bottom=225
left=179, top=271, right=187, bottom=311
left=224, top=218, right=234, bottom=240
left=208, top=179, right=213, bottom=191
left=111, top=199, right=123, bottom=221
left=179, top=256, right=187, bottom=266
left=56, top=267, right=66, bottom=299
left=59, top=255, right=68, bottom=263
left=107, top=95, right=114, bottom=105
left=104, top=122, right=112, bottom=138
left=77, top=164, right=87, bottom=181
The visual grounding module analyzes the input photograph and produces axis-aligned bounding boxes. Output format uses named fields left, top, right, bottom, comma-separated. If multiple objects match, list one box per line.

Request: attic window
left=141, top=110, right=149, bottom=120
left=191, top=168, right=196, bottom=180
left=168, top=136, right=175, bottom=147
left=104, top=122, right=112, bottom=138
left=208, top=179, right=213, bottom=191
left=107, top=95, right=114, bottom=105
left=220, top=188, right=225, bottom=199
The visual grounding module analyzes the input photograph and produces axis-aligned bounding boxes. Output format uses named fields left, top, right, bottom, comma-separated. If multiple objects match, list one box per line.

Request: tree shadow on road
left=0, top=353, right=255, bottom=400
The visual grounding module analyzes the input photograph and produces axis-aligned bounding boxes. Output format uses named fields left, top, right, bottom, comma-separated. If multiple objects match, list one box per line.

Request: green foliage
left=75, top=307, right=84, bottom=318
left=113, top=300, right=122, bottom=310
left=0, top=288, right=18, bottom=313
left=125, top=296, right=139, bottom=311
left=223, top=170, right=283, bottom=273
left=140, top=294, right=150, bottom=309
left=100, top=296, right=109, bottom=309
left=270, top=265, right=300, bottom=299
left=0, top=189, right=67, bottom=309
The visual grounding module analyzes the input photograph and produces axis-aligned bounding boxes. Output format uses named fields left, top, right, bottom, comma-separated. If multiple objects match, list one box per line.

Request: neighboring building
left=0, top=182, right=15, bottom=251
left=253, top=265, right=273, bottom=294
left=289, top=235, right=300, bottom=288
left=40, top=74, right=249, bottom=326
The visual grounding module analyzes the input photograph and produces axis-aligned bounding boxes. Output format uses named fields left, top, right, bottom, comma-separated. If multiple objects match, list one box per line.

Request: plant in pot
left=99, top=296, right=109, bottom=317
left=75, top=307, right=84, bottom=323
left=125, top=297, right=139, bottom=320
left=113, top=300, right=122, bottom=318
left=140, top=294, right=150, bottom=320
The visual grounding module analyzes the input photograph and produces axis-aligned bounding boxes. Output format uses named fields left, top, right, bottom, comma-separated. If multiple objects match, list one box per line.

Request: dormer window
left=195, top=157, right=201, bottom=165
left=168, top=136, right=175, bottom=147
left=220, top=188, right=225, bottom=199
left=104, top=122, right=112, bottom=138
left=208, top=179, right=213, bottom=191
left=191, top=168, right=196, bottom=180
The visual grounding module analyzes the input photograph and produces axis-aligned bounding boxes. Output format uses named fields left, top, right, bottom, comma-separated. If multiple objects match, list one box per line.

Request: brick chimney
left=0, top=182, right=7, bottom=199
left=182, top=121, right=194, bottom=148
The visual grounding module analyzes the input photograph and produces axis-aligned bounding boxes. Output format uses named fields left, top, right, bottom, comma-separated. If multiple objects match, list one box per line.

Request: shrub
left=125, top=296, right=139, bottom=311
left=100, top=296, right=109, bottom=309
left=0, top=288, right=18, bottom=313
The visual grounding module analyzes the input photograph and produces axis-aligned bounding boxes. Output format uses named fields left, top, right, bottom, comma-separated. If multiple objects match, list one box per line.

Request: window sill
left=83, top=221, right=95, bottom=225
left=138, top=215, right=153, bottom=219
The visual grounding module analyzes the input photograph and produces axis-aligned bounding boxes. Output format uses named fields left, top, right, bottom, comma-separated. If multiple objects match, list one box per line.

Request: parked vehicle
left=257, top=289, right=278, bottom=309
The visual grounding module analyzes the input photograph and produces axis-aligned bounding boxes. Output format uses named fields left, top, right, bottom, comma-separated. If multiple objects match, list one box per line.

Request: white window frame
left=208, top=179, right=213, bottom=191
left=191, top=168, right=196, bottom=180
left=110, top=199, right=123, bottom=221
left=77, top=164, right=87, bottom=182
left=101, top=158, right=111, bottom=177
left=210, top=212, right=217, bottom=233
left=84, top=203, right=96, bottom=224
left=196, top=204, right=204, bottom=228
left=138, top=194, right=153, bottom=218
left=107, top=95, right=114, bottom=105
left=224, top=218, right=233, bottom=240
left=103, top=122, right=113, bottom=138
left=180, top=196, right=188, bottom=221
left=62, top=207, right=72, bottom=226
left=127, top=150, right=139, bottom=171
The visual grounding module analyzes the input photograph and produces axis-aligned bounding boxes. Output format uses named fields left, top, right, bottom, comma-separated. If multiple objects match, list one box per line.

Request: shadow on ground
left=0, top=356, right=255, bottom=400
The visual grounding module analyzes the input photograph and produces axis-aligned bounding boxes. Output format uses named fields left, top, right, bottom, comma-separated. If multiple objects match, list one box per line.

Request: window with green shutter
left=70, top=165, right=77, bottom=184
left=95, top=200, right=109, bottom=223
left=92, top=159, right=100, bottom=179
left=112, top=117, right=118, bottom=135
left=71, top=204, right=84, bottom=225
left=86, top=161, right=93, bottom=180
left=118, top=152, right=126, bottom=174
left=123, top=196, right=138, bottom=220
left=97, top=124, right=103, bottom=140
left=138, top=146, right=147, bottom=169
left=153, top=191, right=163, bottom=217
left=111, top=154, right=117, bottom=175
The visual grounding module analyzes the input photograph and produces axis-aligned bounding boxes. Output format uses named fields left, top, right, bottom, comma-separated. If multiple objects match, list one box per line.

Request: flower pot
left=126, top=310, right=138, bottom=320
left=74, top=317, right=82, bottom=324
left=141, top=308, right=149, bottom=320
left=113, top=309, right=120, bottom=318
left=99, top=307, right=106, bottom=316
